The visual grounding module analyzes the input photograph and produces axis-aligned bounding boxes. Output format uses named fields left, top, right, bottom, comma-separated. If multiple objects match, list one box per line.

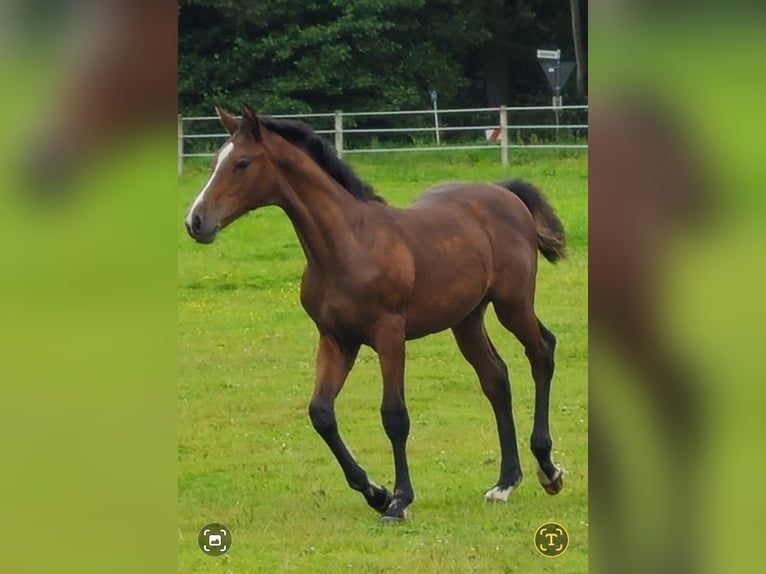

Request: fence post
left=499, top=106, right=508, bottom=167
left=178, top=114, right=183, bottom=176
left=334, top=110, right=344, bottom=159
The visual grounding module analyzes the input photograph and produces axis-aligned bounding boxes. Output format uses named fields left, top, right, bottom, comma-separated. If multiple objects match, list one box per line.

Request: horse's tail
left=497, top=179, right=566, bottom=263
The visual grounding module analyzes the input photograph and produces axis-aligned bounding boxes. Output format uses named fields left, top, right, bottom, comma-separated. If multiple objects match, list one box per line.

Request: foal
left=185, top=106, right=566, bottom=520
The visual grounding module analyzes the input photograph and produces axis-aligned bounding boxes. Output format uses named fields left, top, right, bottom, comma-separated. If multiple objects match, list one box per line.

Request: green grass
left=178, top=150, right=588, bottom=573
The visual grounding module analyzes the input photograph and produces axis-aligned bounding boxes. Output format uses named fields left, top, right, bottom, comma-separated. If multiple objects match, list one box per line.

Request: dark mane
left=260, top=117, right=385, bottom=203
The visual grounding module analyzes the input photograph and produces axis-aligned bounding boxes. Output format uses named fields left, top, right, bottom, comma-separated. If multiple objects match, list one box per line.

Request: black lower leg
left=538, top=320, right=557, bottom=354
left=531, top=433, right=557, bottom=478
left=493, top=410, right=523, bottom=488
left=309, top=400, right=391, bottom=512
left=528, top=322, right=561, bottom=484
left=381, top=402, right=413, bottom=518
left=484, top=369, right=523, bottom=489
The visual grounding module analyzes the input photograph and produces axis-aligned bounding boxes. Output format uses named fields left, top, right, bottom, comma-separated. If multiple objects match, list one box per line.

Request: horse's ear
left=216, top=106, right=239, bottom=136
left=241, top=104, right=262, bottom=141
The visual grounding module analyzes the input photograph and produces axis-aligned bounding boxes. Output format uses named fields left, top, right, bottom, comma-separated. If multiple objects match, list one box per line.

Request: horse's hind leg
left=493, top=301, right=564, bottom=495
left=309, top=334, right=392, bottom=514
left=452, top=304, right=523, bottom=501
left=374, top=316, right=414, bottom=520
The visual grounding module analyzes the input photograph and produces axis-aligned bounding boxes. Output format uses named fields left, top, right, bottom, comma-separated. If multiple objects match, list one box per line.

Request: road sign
left=536, top=49, right=561, bottom=60
left=539, top=61, right=575, bottom=93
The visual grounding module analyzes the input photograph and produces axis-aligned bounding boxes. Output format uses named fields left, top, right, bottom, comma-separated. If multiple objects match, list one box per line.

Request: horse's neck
left=273, top=144, right=363, bottom=268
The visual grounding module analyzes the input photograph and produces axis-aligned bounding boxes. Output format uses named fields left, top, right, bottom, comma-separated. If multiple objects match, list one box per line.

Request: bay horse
left=184, top=105, right=566, bottom=520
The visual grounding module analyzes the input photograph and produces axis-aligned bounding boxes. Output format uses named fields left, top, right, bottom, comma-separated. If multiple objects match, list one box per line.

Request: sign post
left=536, top=49, right=575, bottom=137
left=430, top=90, right=440, bottom=145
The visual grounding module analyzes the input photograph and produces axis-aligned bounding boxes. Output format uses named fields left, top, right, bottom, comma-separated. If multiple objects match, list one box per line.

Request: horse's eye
left=234, top=159, right=251, bottom=171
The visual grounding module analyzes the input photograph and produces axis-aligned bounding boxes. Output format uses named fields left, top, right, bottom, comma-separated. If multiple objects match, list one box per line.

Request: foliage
left=179, top=0, right=587, bottom=115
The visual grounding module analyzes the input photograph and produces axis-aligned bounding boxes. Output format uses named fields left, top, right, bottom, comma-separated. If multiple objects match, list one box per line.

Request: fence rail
left=178, top=105, right=588, bottom=175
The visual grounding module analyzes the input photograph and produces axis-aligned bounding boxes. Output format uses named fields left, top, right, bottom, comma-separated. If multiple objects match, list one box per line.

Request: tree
left=178, top=0, right=577, bottom=114
left=570, top=0, right=587, bottom=99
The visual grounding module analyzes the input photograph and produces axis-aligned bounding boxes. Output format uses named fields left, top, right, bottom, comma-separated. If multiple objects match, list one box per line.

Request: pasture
left=178, top=150, right=588, bottom=573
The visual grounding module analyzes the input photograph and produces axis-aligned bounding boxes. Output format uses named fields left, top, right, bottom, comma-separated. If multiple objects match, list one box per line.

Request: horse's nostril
left=192, top=214, right=202, bottom=233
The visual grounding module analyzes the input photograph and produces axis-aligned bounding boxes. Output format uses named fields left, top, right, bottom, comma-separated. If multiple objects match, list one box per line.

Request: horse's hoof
left=484, top=476, right=522, bottom=502
left=537, top=467, right=564, bottom=495
left=380, top=500, right=409, bottom=521
left=366, top=484, right=393, bottom=515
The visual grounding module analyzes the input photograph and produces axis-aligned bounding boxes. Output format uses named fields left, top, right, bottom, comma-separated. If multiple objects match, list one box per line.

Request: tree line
left=179, top=0, right=587, bottom=116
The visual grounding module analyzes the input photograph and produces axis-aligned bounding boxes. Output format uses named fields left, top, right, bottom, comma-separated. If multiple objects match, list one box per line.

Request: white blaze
left=187, top=141, right=235, bottom=221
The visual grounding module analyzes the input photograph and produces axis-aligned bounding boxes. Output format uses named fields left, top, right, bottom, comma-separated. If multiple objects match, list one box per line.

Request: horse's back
left=404, top=181, right=537, bottom=255
left=394, top=182, right=539, bottom=337
left=409, top=182, right=533, bottom=226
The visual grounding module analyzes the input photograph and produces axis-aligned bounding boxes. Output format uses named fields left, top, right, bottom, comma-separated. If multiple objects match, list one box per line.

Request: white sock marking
left=484, top=485, right=514, bottom=502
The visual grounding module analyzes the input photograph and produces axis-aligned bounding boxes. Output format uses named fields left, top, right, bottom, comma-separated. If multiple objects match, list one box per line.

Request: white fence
left=178, top=105, right=588, bottom=175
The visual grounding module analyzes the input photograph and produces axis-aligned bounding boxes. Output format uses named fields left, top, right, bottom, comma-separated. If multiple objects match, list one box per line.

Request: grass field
left=178, top=149, right=588, bottom=573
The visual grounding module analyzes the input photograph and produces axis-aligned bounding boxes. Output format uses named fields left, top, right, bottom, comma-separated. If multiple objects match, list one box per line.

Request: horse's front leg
left=375, top=317, right=414, bottom=520
left=308, top=333, right=392, bottom=514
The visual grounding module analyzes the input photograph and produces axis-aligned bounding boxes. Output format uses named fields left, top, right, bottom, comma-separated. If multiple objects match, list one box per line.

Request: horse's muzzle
left=185, top=213, right=218, bottom=244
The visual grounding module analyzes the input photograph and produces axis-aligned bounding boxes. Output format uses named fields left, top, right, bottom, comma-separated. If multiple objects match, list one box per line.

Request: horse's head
left=185, top=105, right=279, bottom=244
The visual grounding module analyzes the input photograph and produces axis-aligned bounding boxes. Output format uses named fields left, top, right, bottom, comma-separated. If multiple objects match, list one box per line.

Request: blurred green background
left=590, top=5, right=766, bottom=574
left=0, top=6, right=177, bottom=573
